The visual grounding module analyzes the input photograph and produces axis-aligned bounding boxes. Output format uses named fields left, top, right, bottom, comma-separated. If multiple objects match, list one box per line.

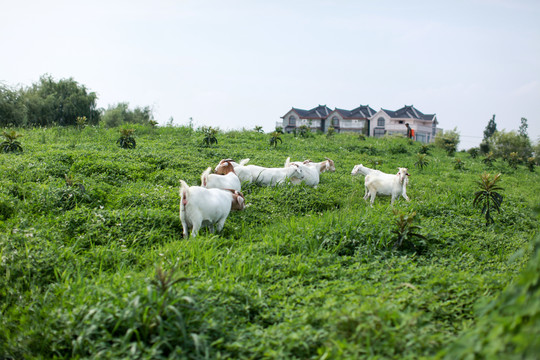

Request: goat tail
left=201, top=167, right=212, bottom=187
left=179, top=180, right=190, bottom=209
left=284, top=157, right=291, bottom=167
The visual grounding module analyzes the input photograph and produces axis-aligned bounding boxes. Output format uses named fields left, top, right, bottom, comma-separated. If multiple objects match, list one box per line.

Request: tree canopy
left=0, top=75, right=99, bottom=127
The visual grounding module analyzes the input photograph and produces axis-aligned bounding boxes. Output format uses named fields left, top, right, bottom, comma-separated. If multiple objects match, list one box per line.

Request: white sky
left=1, top=0, right=539, bottom=149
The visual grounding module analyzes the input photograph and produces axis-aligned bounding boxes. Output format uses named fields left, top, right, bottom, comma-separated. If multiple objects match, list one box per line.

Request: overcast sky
left=1, top=0, right=539, bottom=149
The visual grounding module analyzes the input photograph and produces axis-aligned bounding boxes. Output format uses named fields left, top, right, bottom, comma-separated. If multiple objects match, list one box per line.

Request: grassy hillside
left=1, top=125, right=539, bottom=359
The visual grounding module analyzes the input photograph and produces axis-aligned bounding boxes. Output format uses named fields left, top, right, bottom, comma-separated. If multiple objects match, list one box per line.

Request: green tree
left=490, top=130, right=532, bottom=161
left=434, top=128, right=460, bottom=156
left=23, top=75, right=100, bottom=127
left=0, top=84, right=25, bottom=127
left=483, top=114, right=497, bottom=141
left=518, top=117, right=528, bottom=139
left=102, top=103, right=154, bottom=128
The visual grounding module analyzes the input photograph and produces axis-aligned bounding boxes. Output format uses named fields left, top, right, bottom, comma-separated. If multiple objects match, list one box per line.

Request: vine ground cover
left=0, top=125, right=539, bottom=359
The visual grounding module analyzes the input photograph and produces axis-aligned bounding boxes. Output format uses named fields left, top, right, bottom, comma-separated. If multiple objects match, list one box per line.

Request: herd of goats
left=179, top=157, right=410, bottom=238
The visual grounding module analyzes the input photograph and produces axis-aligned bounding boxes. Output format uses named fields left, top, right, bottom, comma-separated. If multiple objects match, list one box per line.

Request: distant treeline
left=0, top=75, right=154, bottom=128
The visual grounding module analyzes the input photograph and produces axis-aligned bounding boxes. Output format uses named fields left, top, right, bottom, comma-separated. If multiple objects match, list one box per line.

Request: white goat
left=215, top=158, right=253, bottom=184
left=201, top=164, right=241, bottom=192
left=179, top=180, right=245, bottom=238
left=253, top=163, right=306, bottom=186
left=351, top=164, right=383, bottom=177
left=284, top=157, right=321, bottom=188
left=351, top=164, right=385, bottom=198
left=364, top=167, right=410, bottom=205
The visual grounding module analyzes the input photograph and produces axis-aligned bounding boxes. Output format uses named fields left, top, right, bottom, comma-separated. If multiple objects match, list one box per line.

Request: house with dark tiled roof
left=326, top=105, right=376, bottom=134
left=280, top=105, right=332, bottom=133
left=369, top=105, right=438, bottom=143
left=280, top=104, right=375, bottom=134
left=278, top=104, right=439, bottom=143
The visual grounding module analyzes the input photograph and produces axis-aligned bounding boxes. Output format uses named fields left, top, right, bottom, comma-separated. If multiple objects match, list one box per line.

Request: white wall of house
left=369, top=110, right=437, bottom=143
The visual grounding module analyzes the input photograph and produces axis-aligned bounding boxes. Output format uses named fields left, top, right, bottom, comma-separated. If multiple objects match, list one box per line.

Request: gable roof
left=381, top=105, right=436, bottom=121
left=333, top=105, right=376, bottom=119
left=290, top=104, right=332, bottom=119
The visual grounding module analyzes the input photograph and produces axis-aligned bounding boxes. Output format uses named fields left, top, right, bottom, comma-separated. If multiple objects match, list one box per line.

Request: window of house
left=377, top=117, right=385, bottom=127
left=289, top=116, right=296, bottom=126
left=416, top=133, right=426, bottom=143
left=432, top=121, right=436, bottom=136
left=398, top=120, right=404, bottom=124
left=374, top=128, right=385, bottom=137
left=332, top=117, right=339, bottom=126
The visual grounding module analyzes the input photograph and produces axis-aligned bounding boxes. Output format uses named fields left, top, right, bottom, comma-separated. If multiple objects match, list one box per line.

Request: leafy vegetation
left=269, top=131, right=283, bottom=148
left=200, top=126, right=218, bottom=147
left=1, top=130, right=23, bottom=153
left=0, top=126, right=538, bottom=359
left=116, top=128, right=136, bottom=149
left=473, top=173, right=504, bottom=226
left=415, top=153, right=429, bottom=171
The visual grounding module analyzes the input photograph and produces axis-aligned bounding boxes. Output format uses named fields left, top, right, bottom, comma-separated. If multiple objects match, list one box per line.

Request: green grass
left=0, top=125, right=539, bottom=359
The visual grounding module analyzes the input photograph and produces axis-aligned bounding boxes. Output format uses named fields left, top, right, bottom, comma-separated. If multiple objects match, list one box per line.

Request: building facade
left=279, top=104, right=439, bottom=143
left=280, top=104, right=376, bottom=134
left=369, top=105, right=438, bottom=143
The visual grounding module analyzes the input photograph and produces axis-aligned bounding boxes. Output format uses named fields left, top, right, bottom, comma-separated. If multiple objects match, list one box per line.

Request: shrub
left=435, top=128, right=460, bottom=156
left=269, top=132, right=282, bottom=148
left=453, top=158, right=465, bottom=170
left=506, top=152, right=520, bottom=170
left=414, top=153, right=429, bottom=171
left=1, top=130, right=23, bottom=153
left=490, top=130, right=532, bottom=161
left=467, top=147, right=479, bottom=158
left=200, top=126, right=218, bottom=146
left=389, top=210, right=427, bottom=251
left=116, top=128, right=136, bottom=149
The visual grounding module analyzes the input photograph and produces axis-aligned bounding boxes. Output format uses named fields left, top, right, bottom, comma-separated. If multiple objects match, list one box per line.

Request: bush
left=489, top=130, right=532, bottom=161
left=435, top=128, right=460, bottom=156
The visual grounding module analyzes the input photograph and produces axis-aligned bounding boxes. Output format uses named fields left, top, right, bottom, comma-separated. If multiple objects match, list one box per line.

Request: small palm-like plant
left=391, top=210, right=427, bottom=250
left=117, top=128, right=136, bottom=149
left=76, top=116, right=87, bottom=130
left=473, top=173, right=504, bottom=226
left=454, top=158, right=465, bottom=170
left=482, top=151, right=495, bottom=168
left=1, top=130, right=23, bottom=153
left=254, top=125, right=264, bottom=133
left=527, top=157, right=536, bottom=172
left=201, top=126, right=218, bottom=146
left=414, top=153, right=429, bottom=171
left=419, top=144, right=431, bottom=155
left=507, top=152, right=520, bottom=170
left=269, top=131, right=282, bottom=148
